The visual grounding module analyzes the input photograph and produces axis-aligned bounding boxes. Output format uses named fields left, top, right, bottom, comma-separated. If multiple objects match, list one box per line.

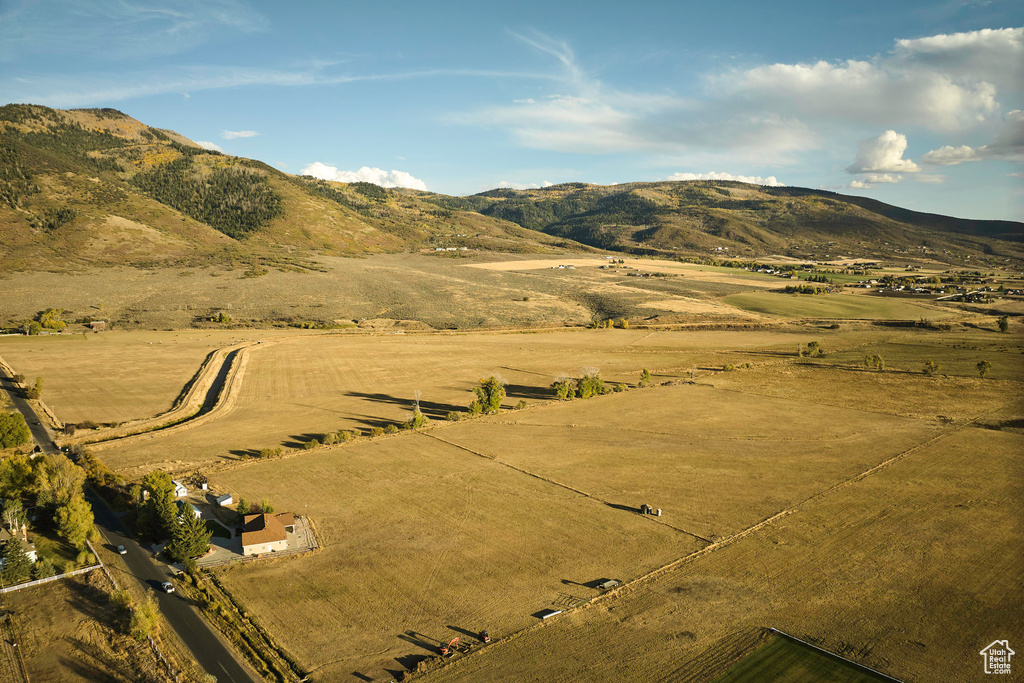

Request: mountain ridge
left=1, top=104, right=1021, bottom=271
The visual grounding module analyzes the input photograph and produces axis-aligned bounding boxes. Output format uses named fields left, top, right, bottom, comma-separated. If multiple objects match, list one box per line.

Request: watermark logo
left=980, top=640, right=1014, bottom=675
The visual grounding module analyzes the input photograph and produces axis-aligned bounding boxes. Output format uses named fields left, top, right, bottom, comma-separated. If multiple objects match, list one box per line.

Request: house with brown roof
left=241, top=513, right=295, bottom=556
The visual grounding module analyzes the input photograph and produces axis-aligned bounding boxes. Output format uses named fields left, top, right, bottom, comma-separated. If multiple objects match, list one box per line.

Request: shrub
left=321, top=432, right=338, bottom=446
left=638, top=369, right=652, bottom=388
left=129, top=595, right=159, bottom=642
left=302, top=439, right=319, bottom=450
left=997, top=315, right=1009, bottom=333
left=383, top=424, right=399, bottom=435
left=406, top=411, right=429, bottom=429
left=260, top=499, right=274, bottom=513
left=576, top=370, right=604, bottom=399
left=614, top=383, right=628, bottom=392
left=445, top=411, right=462, bottom=422
left=337, top=430, right=353, bottom=442
left=551, top=378, right=575, bottom=400
left=864, top=354, right=885, bottom=371
left=258, top=447, right=283, bottom=458
left=369, top=426, right=384, bottom=437
left=977, top=360, right=992, bottom=378
left=922, top=360, right=940, bottom=377
left=467, top=401, right=483, bottom=416
left=722, top=364, right=736, bottom=372
left=513, top=400, right=527, bottom=410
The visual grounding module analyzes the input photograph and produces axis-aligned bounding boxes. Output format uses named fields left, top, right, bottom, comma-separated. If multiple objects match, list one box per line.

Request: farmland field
left=0, top=301, right=1018, bottom=683
left=711, top=634, right=896, bottom=683
left=722, top=291, right=957, bottom=319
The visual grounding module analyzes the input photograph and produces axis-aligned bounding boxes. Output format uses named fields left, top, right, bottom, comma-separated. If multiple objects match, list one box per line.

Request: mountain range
left=1, top=104, right=1021, bottom=271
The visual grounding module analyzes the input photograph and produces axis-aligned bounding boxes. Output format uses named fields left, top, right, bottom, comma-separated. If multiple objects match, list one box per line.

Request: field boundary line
left=423, top=404, right=1004, bottom=682
left=767, top=628, right=905, bottom=682
left=421, top=432, right=714, bottom=543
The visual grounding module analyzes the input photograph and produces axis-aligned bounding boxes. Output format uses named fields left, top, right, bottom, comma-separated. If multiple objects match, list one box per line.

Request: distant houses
left=241, top=513, right=295, bottom=556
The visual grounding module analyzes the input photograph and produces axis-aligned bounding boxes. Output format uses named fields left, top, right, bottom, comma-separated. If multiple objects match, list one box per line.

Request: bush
left=551, top=379, right=575, bottom=400
left=922, top=360, right=940, bottom=377
left=614, top=383, right=628, bottom=392
left=638, top=369, right=652, bottom=388
left=302, top=439, right=319, bottom=450
left=997, top=315, right=1009, bottom=333
left=383, top=424, right=399, bottom=435
left=467, top=401, right=483, bottom=416
left=0, top=412, right=31, bottom=448
left=321, top=432, right=338, bottom=446
left=722, top=364, right=736, bottom=372
left=406, top=411, right=429, bottom=429
left=32, top=556, right=56, bottom=579
left=369, top=426, right=384, bottom=437
left=445, top=411, right=462, bottom=422
left=864, top=354, right=885, bottom=371
left=258, top=447, right=283, bottom=458
left=129, top=595, right=159, bottom=642
left=977, top=360, right=992, bottom=378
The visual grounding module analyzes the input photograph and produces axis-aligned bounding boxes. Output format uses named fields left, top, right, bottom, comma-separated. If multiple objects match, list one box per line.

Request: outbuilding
left=172, top=480, right=187, bottom=498
left=215, top=493, right=233, bottom=507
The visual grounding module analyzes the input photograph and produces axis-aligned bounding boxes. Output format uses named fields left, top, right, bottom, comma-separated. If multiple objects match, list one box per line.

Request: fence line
left=768, top=628, right=905, bottom=682
left=0, top=564, right=100, bottom=594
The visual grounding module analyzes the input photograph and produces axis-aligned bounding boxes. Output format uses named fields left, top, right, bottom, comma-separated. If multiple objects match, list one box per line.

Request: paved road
left=0, top=362, right=256, bottom=683
left=0, top=372, right=58, bottom=454
left=88, top=492, right=257, bottom=683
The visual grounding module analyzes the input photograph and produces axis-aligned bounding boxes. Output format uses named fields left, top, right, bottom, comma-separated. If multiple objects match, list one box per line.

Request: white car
left=161, top=581, right=174, bottom=594
left=117, top=545, right=127, bottom=555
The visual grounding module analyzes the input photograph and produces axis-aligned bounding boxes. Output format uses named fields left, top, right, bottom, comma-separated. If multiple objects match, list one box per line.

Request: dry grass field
left=186, top=325, right=1017, bottom=682
left=0, top=573, right=173, bottom=683
left=87, top=327, right=852, bottom=474
left=210, top=432, right=701, bottom=681
left=0, top=329, right=279, bottom=423
left=0, top=286, right=1017, bottom=683
left=421, top=423, right=1023, bottom=683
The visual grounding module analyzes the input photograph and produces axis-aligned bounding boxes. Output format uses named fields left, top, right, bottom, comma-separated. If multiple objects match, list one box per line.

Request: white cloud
left=301, top=162, right=428, bottom=190
left=222, top=130, right=259, bottom=139
left=459, top=26, right=1019, bottom=165
left=846, top=131, right=920, bottom=174
left=495, top=180, right=554, bottom=190
left=665, top=172, right=784, bottom=186
left=922, top=110, right=1024, bottom=165
left=849, top=173, right=902, bottom=189
left=195, top=140, right=223, bottom=152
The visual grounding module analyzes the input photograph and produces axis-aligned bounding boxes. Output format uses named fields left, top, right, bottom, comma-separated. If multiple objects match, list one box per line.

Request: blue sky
left=1, top=0, right=1021, bottom=220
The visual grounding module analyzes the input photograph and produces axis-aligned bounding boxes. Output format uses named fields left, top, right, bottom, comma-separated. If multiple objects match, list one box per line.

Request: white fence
left=0, top=564, right=101, bottom=594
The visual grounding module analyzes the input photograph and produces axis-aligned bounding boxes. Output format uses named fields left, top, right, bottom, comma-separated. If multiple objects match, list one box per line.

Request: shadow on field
left=345, top=391, right=463, bottom=419
left=504, top=383, right=551, bottom=400
left=397, top=631, right=438, bottom=653
left=65, top=577, right=112, bottom=624
left=350, top=672, right=374, bottom=682
left=447, top=624, right=483, bottom=640
left=562, top=578, right=618, bottom=590
left=229, top=448, right=261, bottom=459
left=605, top=502, right=642, bottom=514
left=282, top=433, right=329, bottom=448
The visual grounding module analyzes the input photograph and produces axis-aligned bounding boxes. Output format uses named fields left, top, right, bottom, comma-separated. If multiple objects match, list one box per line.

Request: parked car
left=117, top=545, right=127, bottom=555
left=161, top=581, right=174, bottom=594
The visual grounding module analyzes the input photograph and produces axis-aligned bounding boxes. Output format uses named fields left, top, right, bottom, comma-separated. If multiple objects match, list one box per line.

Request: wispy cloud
left=222, top=129, right=259, bottom=139
left=0, top=0, right=269, bottom=62
left=1, top=64, right=555, bottom=109
left=195, top=140, right=223, bottom=152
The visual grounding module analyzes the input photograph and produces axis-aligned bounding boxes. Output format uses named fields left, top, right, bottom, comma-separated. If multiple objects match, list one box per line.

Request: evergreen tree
left=167, top=509, right=212, bottom=562
left=977, top=360, right=992, bottom=378
left=638, top=368, right=652, bottom=388
left=0, top=538, right=32, bottom=583
left=142, top=471, right=178, bottom=540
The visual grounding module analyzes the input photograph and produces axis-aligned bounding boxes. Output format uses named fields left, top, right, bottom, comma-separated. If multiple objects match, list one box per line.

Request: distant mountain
left=1, top=104, right=1020, bottom=271
left=0, top=104, right=574, bottom=270
left=421, top=182, right=1023, bottom=264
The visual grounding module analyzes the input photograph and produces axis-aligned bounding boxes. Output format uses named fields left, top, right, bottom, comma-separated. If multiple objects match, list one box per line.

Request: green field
left=722, top=291, right=955, bottom=319
left=712, top=634, right=895, bottom=683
